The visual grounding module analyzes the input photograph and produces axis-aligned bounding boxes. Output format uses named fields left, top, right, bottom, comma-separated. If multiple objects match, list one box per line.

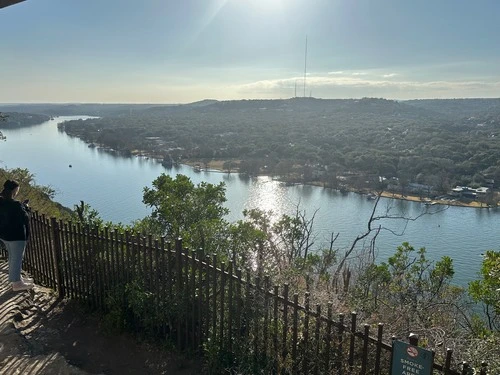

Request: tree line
left=56, top=98, right=500, bottom=191
left=0, top=112, right=50, bottom=128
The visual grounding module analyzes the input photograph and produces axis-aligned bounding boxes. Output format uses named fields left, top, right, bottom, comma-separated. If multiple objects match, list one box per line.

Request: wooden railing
left=1, top=212, right=489, bottom=374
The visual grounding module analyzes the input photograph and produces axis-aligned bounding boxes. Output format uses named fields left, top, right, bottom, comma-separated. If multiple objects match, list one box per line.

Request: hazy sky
left=1, top=0, right=499, bottom=103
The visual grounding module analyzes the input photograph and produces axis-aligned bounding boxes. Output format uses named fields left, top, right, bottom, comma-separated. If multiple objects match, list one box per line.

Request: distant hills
left=1, top=97, right=500, bottom=119
left=0, top=103, right=160, bottom=117
left=0, top=112, right=50, bottom=128
left=405, top=98, right=500, bottom=119
left=50, top=96, right=500, bottom=190
left=3, top=97, right=500, bottom=190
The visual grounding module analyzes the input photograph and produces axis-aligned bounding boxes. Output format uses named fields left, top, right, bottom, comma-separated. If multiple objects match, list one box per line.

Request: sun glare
left=237, top=0, right=284, bottom=12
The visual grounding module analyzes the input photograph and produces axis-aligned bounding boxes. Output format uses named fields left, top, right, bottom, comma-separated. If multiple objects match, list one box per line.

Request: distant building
left=450, top=186, right=490, bottom=199
left=476, top=187, right=490, bottom=195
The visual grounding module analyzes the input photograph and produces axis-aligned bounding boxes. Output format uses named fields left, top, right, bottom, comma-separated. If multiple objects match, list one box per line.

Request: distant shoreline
left=378, top=191, right=496, bottom=209
left=181, top=159, right=497, bottom=210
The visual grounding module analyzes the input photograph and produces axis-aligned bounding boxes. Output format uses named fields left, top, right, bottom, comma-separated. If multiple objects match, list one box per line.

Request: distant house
left=451, top=186, right=476, bottom=199
left=475, top=187, right=490, bottom=195
left=450, top=186, right=490, bottom=199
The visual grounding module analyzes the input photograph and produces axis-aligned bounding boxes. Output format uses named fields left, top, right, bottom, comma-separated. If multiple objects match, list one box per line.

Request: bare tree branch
left=332, top=192, right=450, bottom=288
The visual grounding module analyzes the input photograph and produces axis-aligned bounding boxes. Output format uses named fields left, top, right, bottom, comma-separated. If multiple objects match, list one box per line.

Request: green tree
left=238, top=159, right=261, bottom=176
left=141, top=174, right=229, bottom=252
left=73, top=200, right=105, bottom=228
left=351, top=242, right=463, bottom=335
left=385, top=243, right=456, bottom=309
left=469, top=250, right=500, bottom=331
left=222, top=160, right=236, bottom=174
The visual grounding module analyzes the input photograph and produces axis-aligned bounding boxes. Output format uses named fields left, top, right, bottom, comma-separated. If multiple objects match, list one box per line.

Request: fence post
left=324, top=304, right=333, bottom=373
left=220, top=261, right=226, bottom=350
left=335, top=311, right=344, bottom=374
left=389, top=336, right=397, bottom=373
left=361, top=324, right=370, bottom=374
left=175, top=237, right=183, bottom=349
left=408, top=333, right=419, bottom=346
left=292, top=293, right=299, bottom=374
left=374, top=323, right=384, bottom=375
left=313, top=304, right=321, bottom=375
left=461, top=362, right=472, bottom=375
left=302, top=292, right=310, bottom=375
left=175, top=237, right=183, bottom=292
left=444, top=348, right=453, bottom=375
left=480, top=361, right=488, bottom=375
left=348, top=312, right=357, bottom=373
left=50, top=217, right=65, bottom=298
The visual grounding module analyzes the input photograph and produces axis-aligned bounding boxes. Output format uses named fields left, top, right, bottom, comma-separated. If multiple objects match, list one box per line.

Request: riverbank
left=378, top=191, right=496, bottom=208
left=182, top=159, right=498, bottom=210
left=182, top=159, right=235, bottom=173
left=89, top=148, right=497, bottom=211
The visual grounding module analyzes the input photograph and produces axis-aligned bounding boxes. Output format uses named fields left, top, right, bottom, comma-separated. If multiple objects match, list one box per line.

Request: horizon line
left=1, top=96, right=500, bottom=106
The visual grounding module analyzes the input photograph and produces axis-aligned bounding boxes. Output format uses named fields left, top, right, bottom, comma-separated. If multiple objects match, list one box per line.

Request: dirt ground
left=0, top=260, right=204, bottom=375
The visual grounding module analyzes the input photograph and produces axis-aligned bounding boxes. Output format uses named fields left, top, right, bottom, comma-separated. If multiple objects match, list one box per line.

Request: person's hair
left=1, top=179, right=20, bottom=198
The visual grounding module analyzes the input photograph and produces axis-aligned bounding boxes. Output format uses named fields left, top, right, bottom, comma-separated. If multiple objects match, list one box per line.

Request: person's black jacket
left=0, top=197, right=31, bottom=241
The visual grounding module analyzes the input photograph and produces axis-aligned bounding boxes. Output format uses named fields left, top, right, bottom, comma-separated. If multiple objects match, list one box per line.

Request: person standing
left=0, top=179, right=34, bottom=291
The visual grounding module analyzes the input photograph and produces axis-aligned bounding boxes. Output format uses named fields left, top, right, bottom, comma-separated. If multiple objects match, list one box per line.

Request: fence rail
left=0, top=212, right=488, bottom=374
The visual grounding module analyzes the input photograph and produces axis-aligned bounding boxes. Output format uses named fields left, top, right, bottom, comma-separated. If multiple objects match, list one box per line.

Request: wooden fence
left=0, top=212, right=489, bottom=374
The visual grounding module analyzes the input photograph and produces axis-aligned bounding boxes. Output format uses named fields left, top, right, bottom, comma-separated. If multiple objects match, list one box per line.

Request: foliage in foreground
left=469, top=250, right=500, bottom=332
left=35, top=170, right=499, bottom=371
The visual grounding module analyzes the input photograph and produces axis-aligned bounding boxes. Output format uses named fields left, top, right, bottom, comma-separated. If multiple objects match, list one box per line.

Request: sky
left=1, top=0, right=500, bottom=103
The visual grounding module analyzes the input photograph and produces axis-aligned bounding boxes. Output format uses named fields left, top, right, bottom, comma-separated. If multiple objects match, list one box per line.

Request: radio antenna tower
left=303, top=35, right=308, bottom=97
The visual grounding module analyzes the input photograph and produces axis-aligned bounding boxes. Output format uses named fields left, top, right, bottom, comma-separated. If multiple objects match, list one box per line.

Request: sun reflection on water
left=243, top=176, right=294, bottom=221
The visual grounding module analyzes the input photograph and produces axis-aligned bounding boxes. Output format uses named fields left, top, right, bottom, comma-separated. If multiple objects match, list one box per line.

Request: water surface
left=1, top=117, right=498, bottom=286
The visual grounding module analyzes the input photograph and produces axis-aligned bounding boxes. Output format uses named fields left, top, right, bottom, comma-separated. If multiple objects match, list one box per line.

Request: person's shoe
left=21, top=276, right=34, bottom=284
left=12, top=281, right=34, bottom=292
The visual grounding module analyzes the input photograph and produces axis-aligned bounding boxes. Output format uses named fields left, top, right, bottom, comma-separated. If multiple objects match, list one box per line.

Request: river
left=1, top=116, right=499, bottom=286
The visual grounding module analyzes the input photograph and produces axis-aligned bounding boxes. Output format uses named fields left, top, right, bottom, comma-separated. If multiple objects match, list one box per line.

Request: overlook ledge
left=0, top=260, right=201, bottom=375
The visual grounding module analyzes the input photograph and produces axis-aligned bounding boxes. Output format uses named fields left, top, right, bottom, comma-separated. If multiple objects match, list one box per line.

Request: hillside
left=0, top=104, right=160, bottom=118
left=55, top=97, right=500, bottom=190
left=0, top=168, right=72, bottom=220
left=0, top=112, right=50, bottom=129
left=405, top=98, right=500, bottom=119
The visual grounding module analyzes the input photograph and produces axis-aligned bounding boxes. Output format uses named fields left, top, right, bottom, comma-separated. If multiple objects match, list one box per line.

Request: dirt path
left=0, top=260, right=203, bottom=375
